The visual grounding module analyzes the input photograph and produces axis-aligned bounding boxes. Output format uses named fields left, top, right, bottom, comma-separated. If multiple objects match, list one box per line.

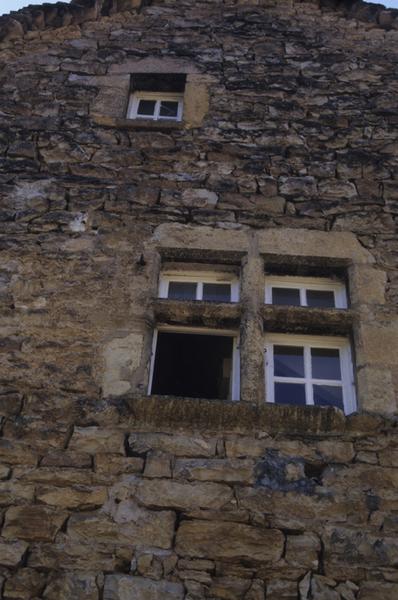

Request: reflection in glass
left=274, top=346, right=304, bottom=378
left=307, top=290, right=335, bottom=308
left=272, top=287, right=301, bottom=306
left=137, top=99, right=156, bottom=116
left=159, top=101, right=179, bottom=118
left=313, top=385, right=344, bottom=409
left=203, top=283, right=231, bottom=302
left=168, top=282, right=197, bottom=300
left=275, top=382, right=306, bottom=405
left=311, top=348, right=341, bottom=380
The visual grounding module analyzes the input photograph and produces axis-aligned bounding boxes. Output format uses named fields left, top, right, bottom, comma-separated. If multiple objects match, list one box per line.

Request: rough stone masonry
left=0, top=0, right=398, bottom=597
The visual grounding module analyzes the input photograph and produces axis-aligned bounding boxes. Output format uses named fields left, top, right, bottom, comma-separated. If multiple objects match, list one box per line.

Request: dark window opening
left=131, top=73, right=186, bottom=93
left=151, top=332, right=234, bottom=400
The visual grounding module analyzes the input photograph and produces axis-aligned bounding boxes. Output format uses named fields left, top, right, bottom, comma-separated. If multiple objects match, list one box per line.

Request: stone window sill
left=91, top=113, right=184, bottom=130
left=261, top=305, right=355, bottom=336
left=152, top=298, right=242, bottom=329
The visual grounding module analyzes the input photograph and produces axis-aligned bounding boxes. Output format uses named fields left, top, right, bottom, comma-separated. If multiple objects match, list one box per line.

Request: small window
left=127, top=92, right=183, bottom=122
left=265, top=334, right=356, bottom=414
left=159, top=272, right=240, bottom=303
left=127, top=73, right=186, bottom=122
left=149, top=328, right=240, bottom=401
left=265, top=276, right=347, bottom=309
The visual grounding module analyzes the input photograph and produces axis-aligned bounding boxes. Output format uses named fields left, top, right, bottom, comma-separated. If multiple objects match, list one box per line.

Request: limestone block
left=356, top=367, right=397, bottom=414
left=28, top=537, right=131, bottom=572
left=68, top=504, right=175, bottom=549
left=316, top=441, right=355, bottom=463
left=102, top=333, right=144, bottom=397
left=36, top=485, right=107, bottom=510
left=0, top=482, right=35, bottom=506
left=279, top=177, right=317, bottom=197
left=348, top=265, right=386, bottom=305
left=4, top=568, right=47, bottom=599
left=3, top=506, right=68, bottom=542
left=176, top=520, right=284, bottom=562
left=174, top=458, right=255, bottom=484
left=184, top=80, right=209, bottom=129
left=323, top=526, right=398, bottom=569
left=41, top=451, right=92, bottom=469
left=285, top=533, right=320, bottom=569
left=267, top=579, right=298, bottom=599
left=182, top=188, right=218, bottom=208
left=69, top=426, right=125, bottom=454
left=43, top=571, right=99, bottom=599
left=0, top=539, right=28, bottom=567
left=134, top=478, right=234, bottom=511
left=95, top=454, right=144, bottom=477
left=225, top=436, right=267, bottom=458
left=128, top=432, right=217, bottom=457
left=144, top=451, right=172, bottom=478
left=104, top=575, right=184, bottom=600
left=358, top=581, right=398, bottom=599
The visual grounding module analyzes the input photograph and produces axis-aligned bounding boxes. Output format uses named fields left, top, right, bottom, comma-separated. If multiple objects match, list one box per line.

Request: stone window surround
left=88, top=57, right=212, bottom=129
left=138, top=224, right=393, bottom=415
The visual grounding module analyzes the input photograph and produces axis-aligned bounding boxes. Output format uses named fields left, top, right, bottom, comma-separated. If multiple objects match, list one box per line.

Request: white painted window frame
left=127, top=92, right=184, bottom=121
left=265, top=275, right=347, bottom=309
left=265, top=333, right=356, bottom=414
left=159, top=271, right=240, bottom=303
left=148, top=325, right=241, bottom=402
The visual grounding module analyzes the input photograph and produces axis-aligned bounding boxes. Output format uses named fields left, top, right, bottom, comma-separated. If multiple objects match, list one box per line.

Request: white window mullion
left=304, top=346, right=313, bottom=405
left=197, top=282, right=203, bottom=301
left=300, top=288, right=307, bottom=307
left=154, top=100, right=161, bottom=121
left=265, top=344, right=275, bottom=403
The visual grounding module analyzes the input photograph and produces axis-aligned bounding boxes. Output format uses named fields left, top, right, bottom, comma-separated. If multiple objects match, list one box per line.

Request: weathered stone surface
left=69, top=427, right=125, bottom=455
left=2, top=506, right=68, bottom=542
left=104, top=575, right=184, bottom=600
left=0, top=539, right=28, bottom=567
left=175, top=520, right=284, bottom=562
left=4, top=568, right=47, bottom=599
left=134, top=478, right=234, bottom=511
left=128, top=432, right=217, bottom=457
left=43, top=572, right=99, bottom=600
left=36, top=485, right=107, bottom=509
left=174, top=458, right=254, bottom=484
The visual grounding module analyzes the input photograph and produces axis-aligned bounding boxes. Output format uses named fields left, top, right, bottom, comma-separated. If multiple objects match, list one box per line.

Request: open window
left=265, top=276, right=347, bottom=309
left=265, top=333, right=356, bottom=414
left=159, top=271, right=240, bottom=303
left=127, top=73, right=186, bottom=122
left=149, top=327, right=240, bottom=401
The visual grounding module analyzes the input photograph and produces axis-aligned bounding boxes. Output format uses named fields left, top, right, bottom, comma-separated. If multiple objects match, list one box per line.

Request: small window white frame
left=127, top=92, right=184, bottom=121
left=159, top=271, right=240, bottom=303
left=148, top=325, right=240, bottom=402
left=265, top=276, right=347, bottom=309
left=265, top=333, right=356, bottom=415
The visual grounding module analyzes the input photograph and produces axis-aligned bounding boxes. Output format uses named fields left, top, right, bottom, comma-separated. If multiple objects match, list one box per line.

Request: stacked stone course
left=0, top=0, right=398, bottom=597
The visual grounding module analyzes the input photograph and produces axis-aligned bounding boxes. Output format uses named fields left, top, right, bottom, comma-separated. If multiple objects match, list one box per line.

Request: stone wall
left=0, top=0, right=398, bottom=597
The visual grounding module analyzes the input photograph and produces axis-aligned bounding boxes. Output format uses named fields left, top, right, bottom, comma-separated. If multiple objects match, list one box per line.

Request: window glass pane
left=137, top=99, right=156, bottom=116
left=274, top=346, right=304, bottom=378
left=168, top=282, right=197, bottom=300
left=202, top=283, right=231, bottom=302
left=311, top=348, right=341, bottom=380
left=272, top=287, right=301, bottom=306
left=275, top=382, right=306, bottom=405
left=307, top=290, right=335, bottom=308
left=313, top=385, right=344, bottom=409
left=159, top=101, right=179, bottom=118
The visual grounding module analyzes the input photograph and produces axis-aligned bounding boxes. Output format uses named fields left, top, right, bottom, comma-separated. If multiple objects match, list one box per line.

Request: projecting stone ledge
left=109, top=394, right=388, bottom=437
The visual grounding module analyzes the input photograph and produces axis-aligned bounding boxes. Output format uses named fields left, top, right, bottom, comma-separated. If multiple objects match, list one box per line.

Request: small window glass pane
left=168, top=282, right=197, bottom=300
left=137, top=99, right=156, bottom=116
left=272, top=287, right=301, bottom=306
left=307, top=290, right=335, bottom=308
left=313, top=385, right=344, bottom=409
left=203, top=283, right=231, bottom=302
left=159, top=101, right=179, bottom=118
left=275, top=382, right=306, bottom=405
left=311, top=348, right=341, bottom=380
left=274, top=346, right=304, bottom=378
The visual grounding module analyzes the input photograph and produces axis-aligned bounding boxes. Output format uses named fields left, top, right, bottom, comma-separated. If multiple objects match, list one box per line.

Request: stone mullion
left=239, top=252, right=265, bottom=405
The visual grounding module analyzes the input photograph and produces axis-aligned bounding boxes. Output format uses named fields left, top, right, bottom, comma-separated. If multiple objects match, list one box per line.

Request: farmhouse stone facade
left=0, top=0, right=398, bottom=597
